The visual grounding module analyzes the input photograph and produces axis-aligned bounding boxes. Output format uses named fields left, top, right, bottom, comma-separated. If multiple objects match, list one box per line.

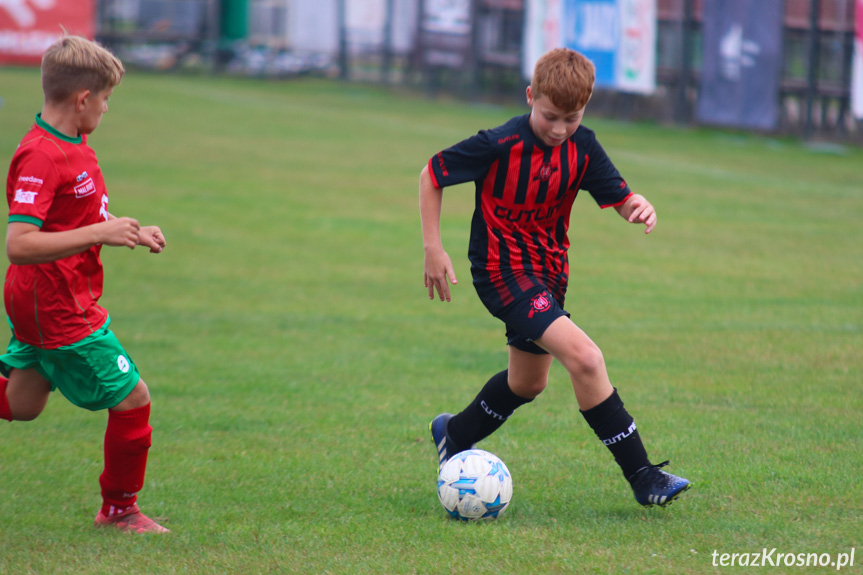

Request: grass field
left=0, top=66, right=861, bottom=574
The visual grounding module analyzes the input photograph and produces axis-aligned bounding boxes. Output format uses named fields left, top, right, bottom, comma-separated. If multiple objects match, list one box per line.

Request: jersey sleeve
left=579, top=133, right=632, bottom=209
left=427, top=129, right=495, bottom=189
left=7, top=149, right=59, bottom=227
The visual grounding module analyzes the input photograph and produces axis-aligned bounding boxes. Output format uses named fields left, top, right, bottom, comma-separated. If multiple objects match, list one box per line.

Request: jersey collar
left=35, top=113, right=82, bottom=144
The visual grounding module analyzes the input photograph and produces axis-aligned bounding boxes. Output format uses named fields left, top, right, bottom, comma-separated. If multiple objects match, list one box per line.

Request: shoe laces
left=630, top=460, right=673, bottom=487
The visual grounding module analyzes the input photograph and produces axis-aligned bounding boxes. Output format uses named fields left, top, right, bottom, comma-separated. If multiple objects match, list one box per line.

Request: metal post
left=338, top=0, right=348, bottom=80
left=382, top=0, right=395, bottom=84
left=469, top=0, right=480, bottom=100
left=804, top=0, right=820, bottom=139
left=676, top=0, right=695, bottom=124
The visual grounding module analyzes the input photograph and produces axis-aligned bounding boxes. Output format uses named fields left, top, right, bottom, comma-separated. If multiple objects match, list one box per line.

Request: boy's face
left=77, top=86, right=114, bottom=135
left=526, top=86, right=584, bottom=147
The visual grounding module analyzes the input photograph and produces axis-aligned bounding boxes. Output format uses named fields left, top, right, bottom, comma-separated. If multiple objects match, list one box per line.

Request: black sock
left=580, top=388, right=650, bottom=479
left=447, top=370, right=532, bottom=451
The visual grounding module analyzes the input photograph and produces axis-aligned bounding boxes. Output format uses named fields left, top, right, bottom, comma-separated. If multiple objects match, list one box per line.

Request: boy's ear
left=74, top=89, right=92, bottom=112
left=525, top=85, right=534, bottom=106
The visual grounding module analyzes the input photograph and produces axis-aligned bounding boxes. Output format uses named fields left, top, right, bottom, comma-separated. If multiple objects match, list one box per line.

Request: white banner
left=418, top=0, right=472, bottom=68
left=853, top=0, right=863, bottom=119
left=523, top=0, right=656, bottom=94
left=524, top=0, right=563, bottom=80
left=287, top=0, right=417, bottom=55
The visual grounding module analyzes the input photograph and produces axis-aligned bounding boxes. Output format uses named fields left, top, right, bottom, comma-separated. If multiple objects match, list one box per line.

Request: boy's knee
left=510, top=375, right=548, bottom=399
left=11, top=407, right=43, bottom=422
left=562, top=341, right=606, bottom=378
left=111, top=380, right=151, bottom=412
left=9, top=393, right=49, bottom=421
left=6, top=374, right=51, bottom=421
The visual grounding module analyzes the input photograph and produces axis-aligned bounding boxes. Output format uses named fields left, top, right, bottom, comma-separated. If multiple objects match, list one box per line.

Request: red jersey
left=4, top=115, right=111, bottom=349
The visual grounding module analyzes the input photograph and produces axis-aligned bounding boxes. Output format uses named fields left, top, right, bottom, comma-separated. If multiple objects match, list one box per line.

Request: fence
left=651, top=0, right=859, bottom=139
left=76, top=0, right=863, bottom=142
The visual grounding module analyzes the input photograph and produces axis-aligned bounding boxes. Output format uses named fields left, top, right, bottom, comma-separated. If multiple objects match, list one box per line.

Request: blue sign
left=560, top=0, right=656, bottom=94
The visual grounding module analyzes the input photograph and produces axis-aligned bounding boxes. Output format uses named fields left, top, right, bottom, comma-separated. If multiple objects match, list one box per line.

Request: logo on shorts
left=528, top=291, right=552, bottom=318
left=117, top=355, right=130, bottom=373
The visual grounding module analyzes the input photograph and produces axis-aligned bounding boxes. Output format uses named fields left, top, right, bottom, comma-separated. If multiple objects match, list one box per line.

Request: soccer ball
left=437, top=449, right=513, bottom=520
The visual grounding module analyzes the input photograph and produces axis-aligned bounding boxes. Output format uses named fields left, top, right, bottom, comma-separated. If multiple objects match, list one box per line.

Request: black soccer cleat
left=628, top=460, right=691, bottom=507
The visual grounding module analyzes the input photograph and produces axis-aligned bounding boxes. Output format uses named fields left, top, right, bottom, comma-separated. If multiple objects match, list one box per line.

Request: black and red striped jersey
left=428, top=114, right=632, bottom=315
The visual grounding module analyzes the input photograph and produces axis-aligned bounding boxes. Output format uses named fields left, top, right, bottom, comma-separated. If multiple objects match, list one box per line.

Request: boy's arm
left=614, top=193, right=657, bottom=234
left=419, top=165, right=458, bottom=302
left=6, top=217, right=142, bottom=265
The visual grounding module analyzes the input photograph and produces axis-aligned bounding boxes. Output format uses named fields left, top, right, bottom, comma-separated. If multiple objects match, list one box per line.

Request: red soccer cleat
left=94, top=504, right=170, bottom=533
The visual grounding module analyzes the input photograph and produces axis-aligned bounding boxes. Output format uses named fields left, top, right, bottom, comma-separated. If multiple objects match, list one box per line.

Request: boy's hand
left=137, top=226, right=167, bottom=253
left=424, top=247, right=458, bottom=302
left=618, top=194, right=657, bottom=234
left=100, top=217, right=141, bottom=248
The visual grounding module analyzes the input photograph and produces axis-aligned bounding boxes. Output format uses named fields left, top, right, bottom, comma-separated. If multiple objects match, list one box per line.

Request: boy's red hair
left=531, top=48, right=595, bottom=112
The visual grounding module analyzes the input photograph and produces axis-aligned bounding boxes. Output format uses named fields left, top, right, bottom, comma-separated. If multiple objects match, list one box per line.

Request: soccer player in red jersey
left=422, top=48, right=690, bottom=508
left=0, top=35, right=169, bottom=533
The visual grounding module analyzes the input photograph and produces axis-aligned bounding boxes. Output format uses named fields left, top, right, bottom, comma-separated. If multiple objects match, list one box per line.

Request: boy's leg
left=536, top=316, right=649, bottom=476
left=534, top=317, right=613, bottom=410
left=536, top=317, right=689, bottom=505
left=446, top=350, right=552, bottom=453
left=96, top=379, right=168, bottom=533
left=1, top=369, right=52, bottom=421
left=0, top=376, right=8, bottom=421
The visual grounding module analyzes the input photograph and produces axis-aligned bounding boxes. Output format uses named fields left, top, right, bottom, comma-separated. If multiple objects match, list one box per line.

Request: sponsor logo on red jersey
left=74, top=177, right=96, bottom=198
left=14, top=189, right=38, bottom=204
left=18, top=175, right=44, bottom=185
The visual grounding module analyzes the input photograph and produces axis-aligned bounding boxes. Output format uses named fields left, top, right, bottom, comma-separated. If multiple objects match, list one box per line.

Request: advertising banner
left=561, top=0, right=656, bottom=94
left=0, top=0, right=95, bottom=65
left=524, top=0, right=656, bottom=94
left=853, top=0, right=863, bottom=119
left=418, top=0, right=472, bottom=68
left=696, top=0, right=784, bottom=130
left=524, top=0, right=563, bottom=79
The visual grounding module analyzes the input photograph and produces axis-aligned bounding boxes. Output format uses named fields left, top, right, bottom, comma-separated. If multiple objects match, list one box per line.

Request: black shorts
left=494, top=286, right=570, bottom=355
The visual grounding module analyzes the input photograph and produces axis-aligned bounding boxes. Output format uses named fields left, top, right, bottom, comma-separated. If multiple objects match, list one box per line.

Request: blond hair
left=41, top=36, right=125, bottom=103
left=531, top=48, right=595, bottom=112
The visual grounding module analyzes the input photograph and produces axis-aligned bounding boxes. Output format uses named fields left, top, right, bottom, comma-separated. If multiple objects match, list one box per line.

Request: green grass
left=0, top=67, right=861, bottom=574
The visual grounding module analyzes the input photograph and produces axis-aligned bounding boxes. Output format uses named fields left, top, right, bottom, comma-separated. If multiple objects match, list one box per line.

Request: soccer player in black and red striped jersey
left=422, top=48, right=690, bottom=508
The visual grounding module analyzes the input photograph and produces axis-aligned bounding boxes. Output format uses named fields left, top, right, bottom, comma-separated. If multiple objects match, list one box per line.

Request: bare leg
left=5, top=368, right=51, bottom=421
left=535, top=316, right=614, bottom=410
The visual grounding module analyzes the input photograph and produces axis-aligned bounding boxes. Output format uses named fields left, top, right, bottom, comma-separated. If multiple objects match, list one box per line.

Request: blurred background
left=1, top=0, right=861, bottom=143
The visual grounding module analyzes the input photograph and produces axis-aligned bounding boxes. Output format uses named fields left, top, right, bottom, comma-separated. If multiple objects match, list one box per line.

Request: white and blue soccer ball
left=437, top=449, right=513, bottom=520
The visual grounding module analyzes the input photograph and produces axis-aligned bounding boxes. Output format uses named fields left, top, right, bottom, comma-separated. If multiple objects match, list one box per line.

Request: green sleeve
left=8, top=214, right=43, bottom=227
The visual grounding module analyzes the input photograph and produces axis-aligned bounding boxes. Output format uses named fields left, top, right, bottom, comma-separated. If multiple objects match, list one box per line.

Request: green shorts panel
left=0, top=326, right=140, bottom=411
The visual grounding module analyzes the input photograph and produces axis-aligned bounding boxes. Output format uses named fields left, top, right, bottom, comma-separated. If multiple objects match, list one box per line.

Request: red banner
left=0, top=1, right=95, bottom=66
